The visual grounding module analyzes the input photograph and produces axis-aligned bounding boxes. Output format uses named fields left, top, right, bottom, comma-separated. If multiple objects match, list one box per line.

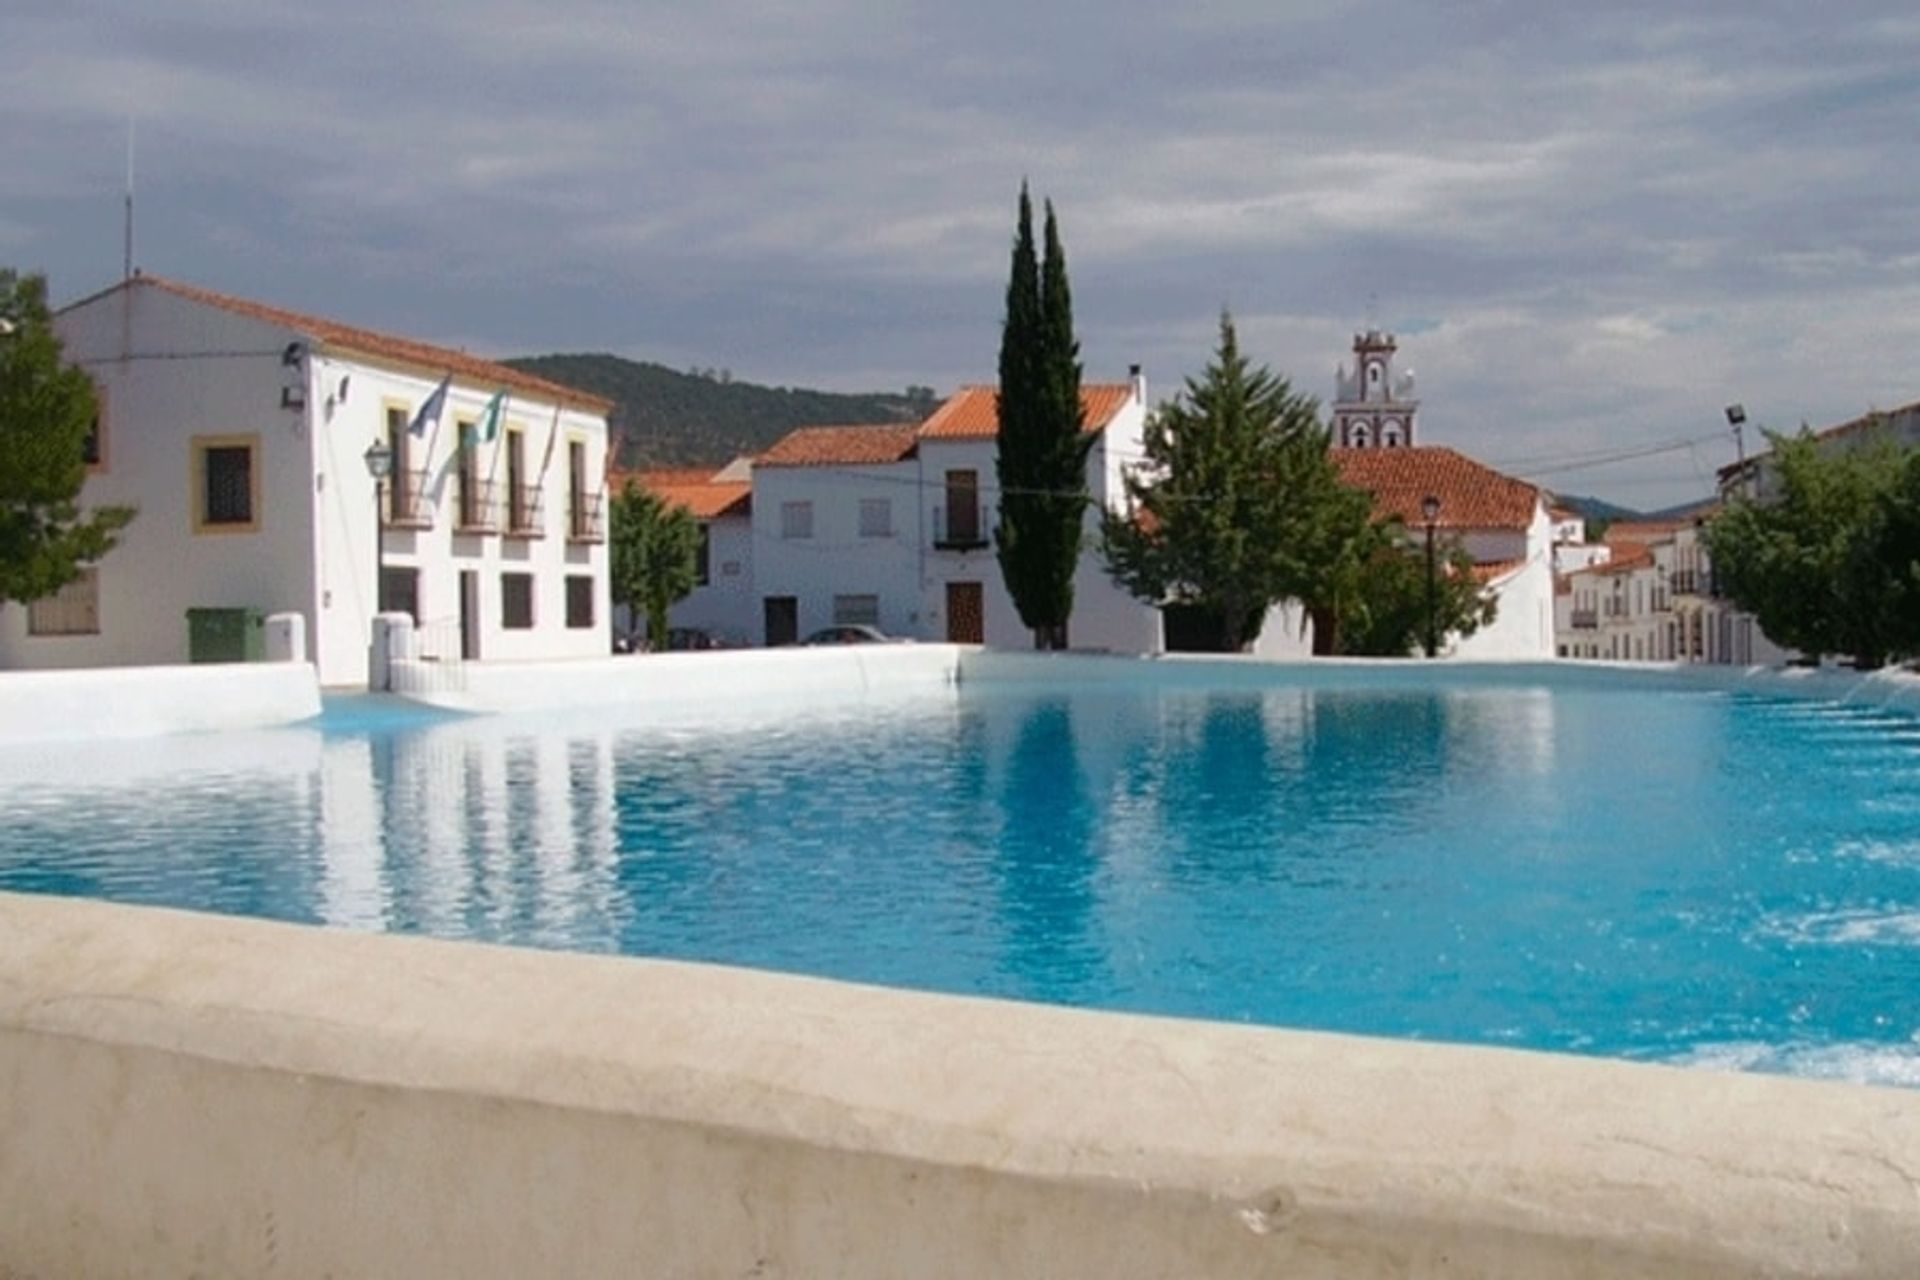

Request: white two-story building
left=639, top=377, right=1163, bottom=651
left=0, top=274, right=614, bottom=687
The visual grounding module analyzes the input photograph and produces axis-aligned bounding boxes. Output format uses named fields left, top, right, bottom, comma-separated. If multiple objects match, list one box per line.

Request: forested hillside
left=504, top=353, right=937, bottom=467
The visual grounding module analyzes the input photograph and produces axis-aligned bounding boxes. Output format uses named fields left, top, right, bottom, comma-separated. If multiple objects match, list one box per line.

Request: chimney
left=1129, top=363, right=1146, bottom=404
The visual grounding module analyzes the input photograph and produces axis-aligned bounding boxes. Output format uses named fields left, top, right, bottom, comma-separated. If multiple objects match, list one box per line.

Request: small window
left=501, top=572, right=534, bottom=629
left=27, top=568, right=99, bottom=636
left=833, top=594, right=879, bottom=626
left=193, top=436, right=259, bottom=531
left=695, top=525, right=711, bottom=586
left=859, top=498, right=892, bottom=538
left=565, top=575, right=595, bottom=629
left=781, top=501, right=813, bottom=540
left=83, top=386, right=107, bottom=470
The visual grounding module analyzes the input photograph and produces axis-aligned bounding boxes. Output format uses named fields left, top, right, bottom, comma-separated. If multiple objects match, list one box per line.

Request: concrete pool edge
left=4, top=893, right=1916, bottom=1278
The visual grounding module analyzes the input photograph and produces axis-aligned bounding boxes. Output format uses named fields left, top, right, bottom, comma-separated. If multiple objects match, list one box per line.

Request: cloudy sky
left=6, top=2, right=1919, bottom=507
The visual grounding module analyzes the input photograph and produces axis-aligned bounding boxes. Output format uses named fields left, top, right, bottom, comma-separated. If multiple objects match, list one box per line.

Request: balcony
left=568, top=491, right=606, bottom=544
left=1670, top=569, right=1700, bottom=595
left=503, top=484, right=545, bottom=540
left=454, top=478, right=501, bottom=535
left=1570, top=609, right=1598, bottom=630
left=383, top=468, right=434, bottom=530
left=932, top=502, right=988, bottom=551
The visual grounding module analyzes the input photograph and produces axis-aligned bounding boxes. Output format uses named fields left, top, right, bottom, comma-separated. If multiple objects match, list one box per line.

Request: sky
left=5, top=3, right=1919, bottom=509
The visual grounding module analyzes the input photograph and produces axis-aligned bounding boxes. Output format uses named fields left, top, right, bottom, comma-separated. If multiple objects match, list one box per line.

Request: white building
left=1, top=275, right=614, bottom=687
left=1554, top=520, right=1789, bottom=664
left=640, top=378, right=1162, bottom=651
left=1250, top=446, right=1557, bottom=659
left=616, top=463, right=756, bottom=646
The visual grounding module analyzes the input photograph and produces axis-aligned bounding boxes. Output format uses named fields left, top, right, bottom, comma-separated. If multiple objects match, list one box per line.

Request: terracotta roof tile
left=1595, top=541, right=1652, bottom=574
left=916, top=384, right=1135, bottom=440
left=756, top=423, right=920, bottom=468
left=1332, top=447, right=1541, bottom=531
left=1604, top=520, right=1690, bottom=543
left=617, top=467, right=751, bottom=519
left=114, top=275, right=615, bottom=414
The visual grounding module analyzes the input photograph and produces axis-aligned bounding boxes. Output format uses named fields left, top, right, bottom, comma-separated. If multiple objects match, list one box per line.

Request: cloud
left=3, top=1, right=1919, bottom=507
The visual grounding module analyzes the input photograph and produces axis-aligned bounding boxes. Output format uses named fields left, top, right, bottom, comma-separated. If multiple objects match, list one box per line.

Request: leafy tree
left=1705, top=430, right=1917, bottom=667
left=608, top=480, right=699, bottom=652
left=1103, top=312, right=1368, bottom=651
left=1336, top=530, right=1498, bottom=656
left=0, top=270, right=134, bottom=607
left=996, top=186, right=1092, bottom=650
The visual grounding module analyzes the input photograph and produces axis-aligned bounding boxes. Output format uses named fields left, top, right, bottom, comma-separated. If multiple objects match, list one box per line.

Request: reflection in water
left=3, top=681, right=1919, bottom=1083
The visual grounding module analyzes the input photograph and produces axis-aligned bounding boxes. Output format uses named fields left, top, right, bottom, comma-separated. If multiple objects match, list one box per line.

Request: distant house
left=634, top=376, right=1161, bottom=651
left=1553, top=519, right=1788, bottom=665
left=611, top=463, right=754, bottom=645
left=0, top=275, right=615, bottom=686
left=1251, top=446, right=1557, bottom=659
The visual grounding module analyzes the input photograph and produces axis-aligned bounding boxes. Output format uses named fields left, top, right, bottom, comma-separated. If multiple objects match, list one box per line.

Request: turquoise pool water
left=4, top=672, right=1919, bottom=1084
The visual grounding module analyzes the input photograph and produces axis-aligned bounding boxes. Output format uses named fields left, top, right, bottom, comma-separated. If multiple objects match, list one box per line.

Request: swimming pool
left=4, top=666, right=1918, bottom=1085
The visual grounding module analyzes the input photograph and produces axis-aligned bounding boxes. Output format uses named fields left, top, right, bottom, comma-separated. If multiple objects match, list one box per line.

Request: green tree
left=1336, top=531, right=1498, bottom=656
left=1103, top=312, right=1368, bottom=651
left=608, top=480, right=699, bottom=652
left=1705, top=430, right=1916, bottom=667
left=996, top=186, right=1092, bottom=650
left=0, top=270, right=133, bottom=607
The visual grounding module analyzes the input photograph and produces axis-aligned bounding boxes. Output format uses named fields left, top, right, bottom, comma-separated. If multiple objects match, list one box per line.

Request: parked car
left=803, top=624, right=893, bottom=646
left=666, top=627, right=723, bottom=651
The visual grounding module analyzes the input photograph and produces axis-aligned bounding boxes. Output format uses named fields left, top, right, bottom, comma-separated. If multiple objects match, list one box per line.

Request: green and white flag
left=472, top=389, right=507, bottom=444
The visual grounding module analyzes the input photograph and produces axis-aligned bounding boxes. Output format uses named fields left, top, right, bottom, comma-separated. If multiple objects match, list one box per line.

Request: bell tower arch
left=1332, top=330, right=1419, bottom=448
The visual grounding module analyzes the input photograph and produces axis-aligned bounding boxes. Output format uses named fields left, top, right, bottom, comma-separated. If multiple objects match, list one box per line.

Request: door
left=946, top=581, right=984, bottom=644
left=764, top=595, right=798, bottom=646
left=459, top=569, right=480, bottom=660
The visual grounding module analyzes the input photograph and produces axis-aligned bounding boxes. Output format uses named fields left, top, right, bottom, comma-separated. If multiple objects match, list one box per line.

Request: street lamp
left=362, top=438, right=393, bottom=615
left=1421, top=493, right=1442, bottom=659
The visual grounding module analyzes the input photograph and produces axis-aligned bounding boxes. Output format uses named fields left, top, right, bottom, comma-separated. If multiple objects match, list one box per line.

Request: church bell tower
left=1332, top=330, right=1418, bottom=448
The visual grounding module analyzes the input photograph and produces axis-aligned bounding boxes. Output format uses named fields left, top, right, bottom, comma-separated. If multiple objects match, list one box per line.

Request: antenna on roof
left=123, top=117, right=135, bottom=283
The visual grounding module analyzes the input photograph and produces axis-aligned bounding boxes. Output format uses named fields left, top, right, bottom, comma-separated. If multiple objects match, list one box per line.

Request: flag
left=535, top=403, right=562, bottom=480
left=474, top=390, right=506, bottom=444
left=408, top=375, right=451, bottom=437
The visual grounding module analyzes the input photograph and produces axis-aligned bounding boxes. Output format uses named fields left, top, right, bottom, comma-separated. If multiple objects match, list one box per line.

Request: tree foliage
left=995, top=186, right=1092, bottom=650
left=1102, top=312, right=1369, bottom=651
left=608, top=480, right=700, bottom=651
left=0, top=270, right=134, bottom=607
left=1704, top=431, right=1920, bottom=667
left=1335, top=530, right=1498, bottom=657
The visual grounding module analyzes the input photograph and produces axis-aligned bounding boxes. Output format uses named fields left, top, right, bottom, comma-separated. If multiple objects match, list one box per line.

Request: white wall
left=7, top=891, right=1919, bottom=1279
left=0, top=662, right=321, bottom=743
left=2, top=286, right=317, bottom=670
left=657, top=512, right=757, bottom=644
left=3, top=283, right=611, bottom=687
left=751, top=462, right=924, bottom=642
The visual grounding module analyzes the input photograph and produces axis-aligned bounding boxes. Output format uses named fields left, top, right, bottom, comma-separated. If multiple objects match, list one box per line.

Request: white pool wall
left=0, top=661, right=321, bottom=744
left=5, top=892, right=1918, bottom=1279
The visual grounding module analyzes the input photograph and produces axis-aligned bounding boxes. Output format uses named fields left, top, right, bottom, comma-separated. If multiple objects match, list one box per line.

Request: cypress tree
left=996, top=189, right=1091, bottom=650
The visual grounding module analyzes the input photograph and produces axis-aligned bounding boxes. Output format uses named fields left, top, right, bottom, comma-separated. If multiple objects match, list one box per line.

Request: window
left=83, top=386, right=106, bottom=470
left=781, top=500, right=813, bottom=539
left=27, top=568, right=99, bottom=636
left=859, top=498, right=892, bottom=537
left=506, top=429, right=530, bottom=532
left=565, top=575, right=594, bottom=629
left=834, top=594, right=879, bottom=626
left=192, top=435, right=259, bottom=532
left=695, top=524, right=711, bottom=586
left=941, top=470, right=981, bottom=546
left=379, top=566, right=420, bottom=622
left=501, top=572, right=534, bottom=629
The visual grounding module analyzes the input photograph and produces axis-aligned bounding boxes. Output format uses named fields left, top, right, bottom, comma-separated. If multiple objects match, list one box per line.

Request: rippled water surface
left=5, top=675, right=1920, bottom=1084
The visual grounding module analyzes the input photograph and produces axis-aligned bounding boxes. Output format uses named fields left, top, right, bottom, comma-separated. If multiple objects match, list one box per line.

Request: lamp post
left=362, top=438, right=393, bottom=615
left=1421, top=493, right=1442, bottom=659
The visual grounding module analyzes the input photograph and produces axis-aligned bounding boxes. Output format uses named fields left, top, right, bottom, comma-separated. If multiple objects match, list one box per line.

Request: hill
left=1547, top=491, right=1644, bottom=526
left=503, top=353, right=937, bottom=468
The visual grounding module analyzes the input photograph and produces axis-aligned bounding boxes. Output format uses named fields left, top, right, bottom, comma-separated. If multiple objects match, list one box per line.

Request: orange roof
left=916, top=384, right=1135, bottom=440
left=1603, top=520, right=1690, bottom=544
left=756, top=423, right=920, bottom=468
left=618, top=467, right=750, bottom=519
left=1471, top=558, right=1526, bottom=584
left=1595, top=541, right=1652, bottom=574
left=1332, top=447, right=1541, bottom=531
left=77, top=274, right=615, bottom=415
